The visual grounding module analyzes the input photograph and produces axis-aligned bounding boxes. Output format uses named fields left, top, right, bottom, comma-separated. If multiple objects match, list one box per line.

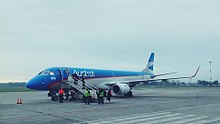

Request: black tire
left=51, top=95, right=58, bottom=101
left=48, top=92, right=51, bottom=97
left=125, top=91, right=133, bottom=97
left=128, top=91, right=133, bottom=97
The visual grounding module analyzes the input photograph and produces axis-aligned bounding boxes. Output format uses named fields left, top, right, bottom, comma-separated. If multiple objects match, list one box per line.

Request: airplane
left=26, top=52, right=199, bottom=101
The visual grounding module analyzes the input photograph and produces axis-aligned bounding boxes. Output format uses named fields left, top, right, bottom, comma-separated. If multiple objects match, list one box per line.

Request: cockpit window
left=38, top=70, right=55, bottom=76
left=38, top=71, right=43, bottom=75
left=40, top=71, right=49, bottom=75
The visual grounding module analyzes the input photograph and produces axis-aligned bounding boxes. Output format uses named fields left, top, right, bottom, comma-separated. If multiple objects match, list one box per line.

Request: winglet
left=192, top=66, right=200, bottom=77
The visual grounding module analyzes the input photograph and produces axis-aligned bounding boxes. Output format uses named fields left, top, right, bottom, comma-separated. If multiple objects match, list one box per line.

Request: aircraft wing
left=106, top=67, right=200, bottom=87
left=150, top=71, right=178, bottom=78
left=129, top=67, right=200, bottom=85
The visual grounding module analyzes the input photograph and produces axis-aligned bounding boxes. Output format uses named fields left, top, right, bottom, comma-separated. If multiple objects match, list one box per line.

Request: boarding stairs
left=61, top=68, right=98, bottom=99
left=66, top=80, right=85, bottom=95
left=77, top=77, right=98, bottom=99
left=66, top=76, right=98, bottom=99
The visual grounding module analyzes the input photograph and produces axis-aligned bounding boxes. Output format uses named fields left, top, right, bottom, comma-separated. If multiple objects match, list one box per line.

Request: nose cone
left=25, top=81, right=32, bottom=89
left=26, top=77, right=38, bottom=90
left=26, top=76, right=46, bottom=90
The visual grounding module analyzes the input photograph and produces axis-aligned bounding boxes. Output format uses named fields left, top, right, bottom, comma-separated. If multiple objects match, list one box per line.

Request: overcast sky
left=0, top=0, right=220, bottom=82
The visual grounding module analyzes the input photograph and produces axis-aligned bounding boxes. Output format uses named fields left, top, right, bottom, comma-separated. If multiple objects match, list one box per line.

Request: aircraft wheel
left=48, top=92, right=51, bottom=97
left=127, top=91, right=133, bottom=97
left=51, top=95, right=58, bottom=101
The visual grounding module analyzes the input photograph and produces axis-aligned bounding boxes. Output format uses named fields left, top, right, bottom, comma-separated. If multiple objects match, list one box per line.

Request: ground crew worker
left=59, top=87, right=64, bottom=103
left=98, top=88, right=105, bottom=104
left=84, top=88, right=91, bottom=105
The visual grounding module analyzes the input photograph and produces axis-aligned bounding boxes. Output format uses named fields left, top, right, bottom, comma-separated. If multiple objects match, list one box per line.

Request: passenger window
left=49, top=72, right=55, bottom=75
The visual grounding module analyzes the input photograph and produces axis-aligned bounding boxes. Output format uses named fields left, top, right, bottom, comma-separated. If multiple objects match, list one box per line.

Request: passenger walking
left=59, top=87, right=64, bottom=103
left=72, top=73, right=79, bottom=84
left=84, top=88, right=91, bottom=105
left=106, top=89, right=112, bottom=102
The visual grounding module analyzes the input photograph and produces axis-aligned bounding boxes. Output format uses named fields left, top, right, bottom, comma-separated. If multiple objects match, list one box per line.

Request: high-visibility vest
left=99, top=91, right=104, bottom=97
left=85, top=90, right=90, bottom=97
left=59, top=89, right=64, bottom=94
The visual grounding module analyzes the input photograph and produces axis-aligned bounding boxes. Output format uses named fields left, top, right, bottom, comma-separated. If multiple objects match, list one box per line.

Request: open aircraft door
left=59, top=68, right=69, bottom=82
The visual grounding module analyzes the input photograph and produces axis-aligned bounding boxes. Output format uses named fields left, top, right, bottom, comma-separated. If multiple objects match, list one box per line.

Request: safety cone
left=16, top=98, right=20, bottom=104
left=19, top=98, right=22, bottom=104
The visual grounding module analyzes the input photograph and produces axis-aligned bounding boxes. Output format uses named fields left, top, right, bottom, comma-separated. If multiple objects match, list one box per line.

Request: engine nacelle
left=112, top=84, right=130, bottom=95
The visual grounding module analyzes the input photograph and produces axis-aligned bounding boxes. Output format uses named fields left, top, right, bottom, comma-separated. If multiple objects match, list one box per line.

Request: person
left=67, top=73, right=73, bottom=82
left=82, top=73, right=85, bottom=89
left=97, top=88, right=105, bottom=104
left=106, top=89, right=112, bottom=102
left=84, top=88, right=91, bottom=105
left=72, top=73, right=79, bottom=84
left=59, top=87, right=64, bottom=103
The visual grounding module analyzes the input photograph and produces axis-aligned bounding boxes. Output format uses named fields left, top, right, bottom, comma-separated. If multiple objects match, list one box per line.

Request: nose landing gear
left=48, top=91, right=58, bottom=101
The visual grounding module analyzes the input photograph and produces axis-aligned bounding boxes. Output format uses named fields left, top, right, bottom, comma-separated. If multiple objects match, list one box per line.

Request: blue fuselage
left=26, top=67, right=152, bottom=91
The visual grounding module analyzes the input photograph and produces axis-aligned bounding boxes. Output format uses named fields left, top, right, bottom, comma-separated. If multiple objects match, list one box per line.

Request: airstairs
left=66, top=75, right=98, bottom=99
left=60, top=68, right=98, bottom=99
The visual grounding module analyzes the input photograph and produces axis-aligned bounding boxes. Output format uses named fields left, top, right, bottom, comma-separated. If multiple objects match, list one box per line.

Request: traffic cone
left=19, top=98, right=22, bottom=104
left=16, top=98, right=20, bottom=104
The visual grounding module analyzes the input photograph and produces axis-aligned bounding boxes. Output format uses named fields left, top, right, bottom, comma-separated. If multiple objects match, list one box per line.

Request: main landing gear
left=124, top=91, right=133, bottom=97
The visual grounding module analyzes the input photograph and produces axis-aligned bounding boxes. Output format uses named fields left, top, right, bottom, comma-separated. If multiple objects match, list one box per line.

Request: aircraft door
left=59, top=68, right=69, bottom=82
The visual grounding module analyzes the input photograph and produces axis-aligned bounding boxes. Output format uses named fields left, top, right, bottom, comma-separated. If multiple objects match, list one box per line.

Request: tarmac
left=1, top=86, right=220, bottom=124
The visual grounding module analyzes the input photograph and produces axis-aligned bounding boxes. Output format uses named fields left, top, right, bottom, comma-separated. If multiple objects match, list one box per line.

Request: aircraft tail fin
left=142, top=52, right=154, bottom=74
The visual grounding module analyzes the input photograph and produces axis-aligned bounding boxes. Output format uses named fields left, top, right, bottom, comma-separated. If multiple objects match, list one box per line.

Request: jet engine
left=112, top=84, right=130, bottom=95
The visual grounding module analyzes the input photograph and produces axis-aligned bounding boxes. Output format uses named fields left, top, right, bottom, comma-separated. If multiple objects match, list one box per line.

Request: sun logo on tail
left=142, top=52, right=154, bottom=74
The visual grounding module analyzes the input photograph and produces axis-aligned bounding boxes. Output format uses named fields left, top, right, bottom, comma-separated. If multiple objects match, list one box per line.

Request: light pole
left=209, top=61, right=213, bottom=86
